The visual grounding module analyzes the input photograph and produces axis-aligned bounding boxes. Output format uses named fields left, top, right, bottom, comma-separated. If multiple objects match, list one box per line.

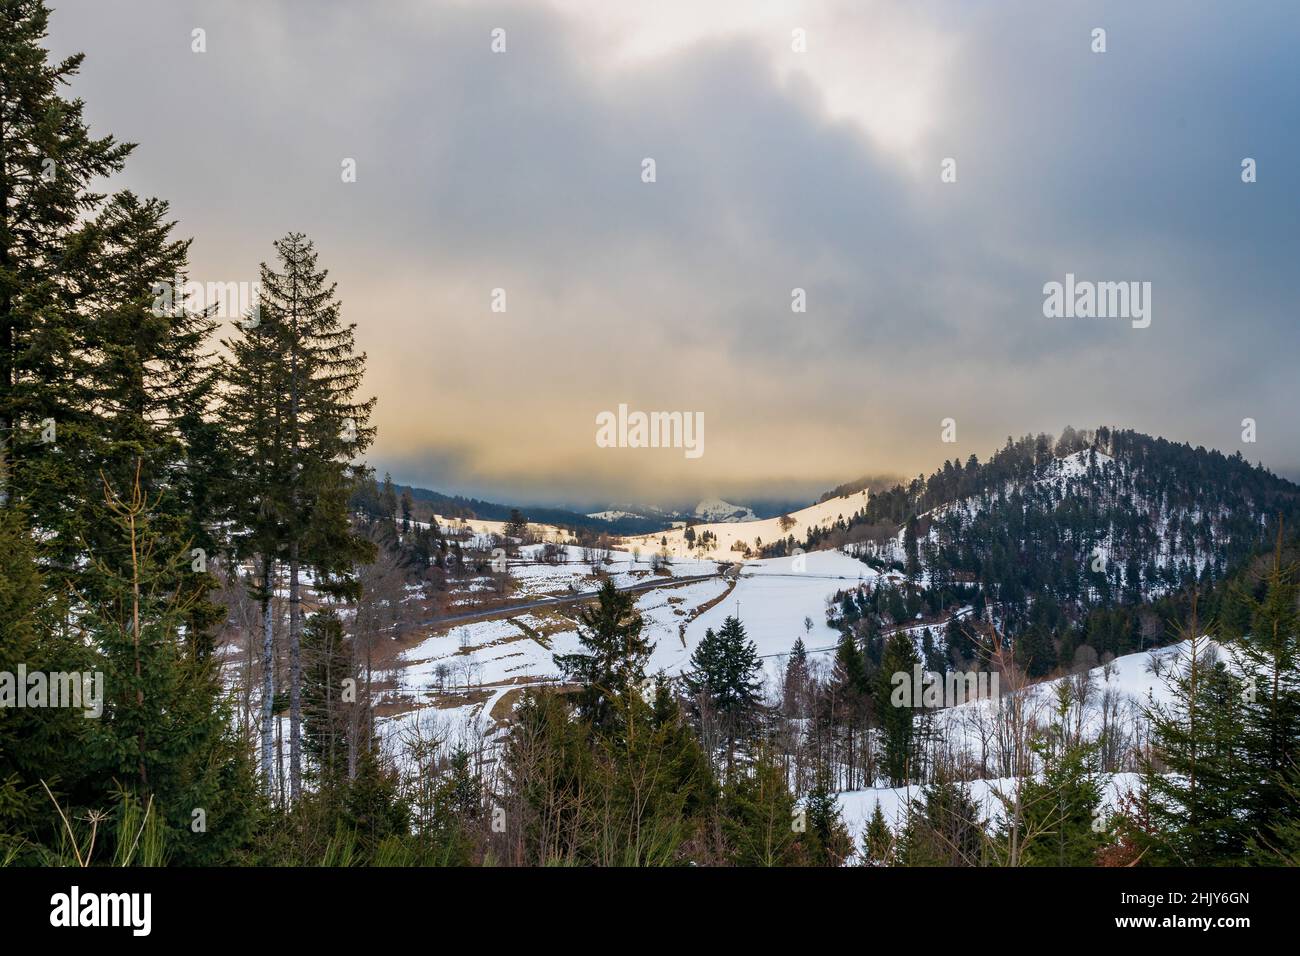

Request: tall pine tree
left=220, top=233, right=375, bottom=800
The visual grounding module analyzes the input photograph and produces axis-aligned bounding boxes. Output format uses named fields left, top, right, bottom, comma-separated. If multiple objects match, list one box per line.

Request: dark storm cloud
left=45, top=0, right=1300, bottom=504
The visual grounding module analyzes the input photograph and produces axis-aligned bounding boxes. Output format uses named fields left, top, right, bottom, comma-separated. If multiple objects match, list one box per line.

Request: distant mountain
left=391, top=485, right=669, bottom=535
left=585, top=509, right=650, bottom=522
left=585, top=497, right=804, bottom=525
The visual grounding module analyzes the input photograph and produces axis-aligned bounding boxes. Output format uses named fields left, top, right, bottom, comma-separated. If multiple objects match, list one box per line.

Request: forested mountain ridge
left=354, top=481, right=669, bottom=536
left=783, top=427, right=1299, bottom=603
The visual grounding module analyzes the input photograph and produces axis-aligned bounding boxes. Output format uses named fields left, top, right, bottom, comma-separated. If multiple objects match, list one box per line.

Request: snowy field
left=509, top=544, right=719, bottom=596
left=375, top=573, right=733, bottom=745
left=686, top=550, right=877, bottom=670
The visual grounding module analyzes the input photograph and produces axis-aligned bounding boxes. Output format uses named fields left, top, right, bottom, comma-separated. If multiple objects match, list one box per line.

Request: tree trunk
left=287, top=257, right=303, bottom=801
left=0, top=115, right=12, bottom=509
left=260, top=557, right=276, bottom=798
left=289, top=539, right=302, bottom=801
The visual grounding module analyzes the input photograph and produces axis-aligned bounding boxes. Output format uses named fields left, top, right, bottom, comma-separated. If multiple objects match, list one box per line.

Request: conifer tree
left=302, top=609, right=355, bottom=789
left=877, top=632, right=920, bottom=786
left=591, top=688, right=712, bottom=865
left=1264, top=758, right=1300, bottom=865
left=1229, top=530, right=1300, bottom=855
left=782, top=636, right=811, bottom=719
left=1008, top=685, right=1106, bottom=866
left=861, top=802, right=894, bottom=866
left=722, top=747, right=806, bottom=866
left=503, top=507, right=528, bottom=541
left=0, top=505, right=92, bottom=861
left=399, top=488, right=413, bottom=534
left=0, top=0, right=131, bottom=550
left=685, top=616, right=762, bottom=718
left=218, top=287, right=286, bottom=796
left=421, top=747, right=481, bottom=865
left=1142, top=601, right=1250, bottom=864
left=903, top=514, right=921, bottom=590
left=831, top=631, right=868, bottom=700
left=80, top=465, right=256, bottom=864
left=221, top=233, right=376, bottom=800
left=803, top=769, right=853, bottom=865
left=553, top=579, right=652, bottom=729
left=379, top=472, right=397, bottom=520
left=685, top=616, right=762, bottom=771
left=267, top=234, right=375, bottom=801
left=78, top=192, right=223, bottom=648
left=897, top=776, right=986, bottom=866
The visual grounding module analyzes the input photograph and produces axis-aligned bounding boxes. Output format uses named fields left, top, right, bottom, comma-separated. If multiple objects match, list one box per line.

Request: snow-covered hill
left=879, top=449, right=1221, bottom=581
left=585, top=510, right=647, bottom=522
left=625, top=489, right=870, bottom=559
left=693, top=498, right=758, bottom=522
left=835, top=637, right=1214, bottom=842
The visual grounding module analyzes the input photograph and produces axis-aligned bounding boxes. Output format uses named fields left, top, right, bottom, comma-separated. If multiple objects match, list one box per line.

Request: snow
left=377, top=547, right=884, bottom=735
left=837, top=772, right=1144, bottom=840
left=624, top=490, right=873, bottom=559
left=374, top=571, right=733, bottom=739
left=865, top=447, right=1221, bottom=596
left=510, top=544, right=720, bottom=596
left=833, top=635, right=1202, bottom=850
left=686, top=550, right=877, bottom=667
left=430, top=513, right=570, bottom=546
left=693, top=498, right=758, bottom=522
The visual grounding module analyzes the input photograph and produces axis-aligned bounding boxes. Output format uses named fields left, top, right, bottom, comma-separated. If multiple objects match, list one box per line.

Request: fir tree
left=399, top=488, right=413, bottom=534
left=265, top=234, right=375, bottom=802
left=782, top=636, right=811, bottom=719
left=830, top=631, right=867, bottom=700
left=1008, top=685, right=1106, bottom=866
left=553, top=579, right=652, bottom=729
left=1228, top=530, right=1300, bottom=857
left=903, top=514, right=921, bottom=590
left=422, top=747, right=481, bottom=865
left=897, top=776, right=986, bottom=866
left=78, top=192, right=223, bottom=650
left=876, top=632, right=919, bottom=786
left=221, top=233, right=376, bottom=800
left=685, top=615, right=763, bottom=772
left=1263, top=758, right=1300, bottom=865
left=684, top=616, right=762, bottom=718
left=503, top=507, right=528, bottom=541
left=80, top=465, right=256, bottom=864
left=1142, top=600, right=1250, bottom=865
left=302, top=609, right=355, bottom=790
left=803, top=769, right=853, bottom=866
left=0, top=505, right=92, bottom=861
left=861, top=802, right=894, bottom=866
left=0, top=0, right=131, bottom=540
left=722, top=747, right=806, bottom=866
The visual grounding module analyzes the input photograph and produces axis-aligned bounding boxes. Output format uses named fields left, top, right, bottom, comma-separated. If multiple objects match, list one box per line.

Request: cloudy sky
left=48, top=0, right=1300, bottom=508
